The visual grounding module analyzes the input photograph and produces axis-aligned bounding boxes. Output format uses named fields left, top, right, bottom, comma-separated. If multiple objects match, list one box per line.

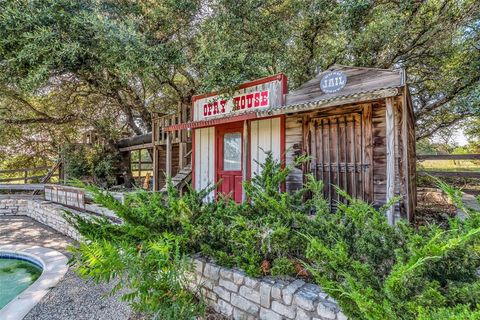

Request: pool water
left=0, top=258, right=42, bottom=309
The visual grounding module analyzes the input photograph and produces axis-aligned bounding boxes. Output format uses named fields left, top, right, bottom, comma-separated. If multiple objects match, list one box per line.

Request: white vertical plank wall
left=195, top=127, right=215, bottom=201
left=250, top=117, right=281, bottom=177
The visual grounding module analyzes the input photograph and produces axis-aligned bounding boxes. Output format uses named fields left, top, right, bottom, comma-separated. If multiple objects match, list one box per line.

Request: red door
left=216, top=124, right=243, bottom=202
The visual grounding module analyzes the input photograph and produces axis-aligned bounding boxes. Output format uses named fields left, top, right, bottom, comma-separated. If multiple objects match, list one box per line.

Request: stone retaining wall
left=0, top=198, right=28, bottom=215
left=192, top=257, right=346, bottom=320
left=1, top=197, right=346, bottom=320
left=0, top=198, right=82, bottom=241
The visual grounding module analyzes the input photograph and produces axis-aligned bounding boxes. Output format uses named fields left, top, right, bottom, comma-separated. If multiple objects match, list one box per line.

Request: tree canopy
left=1, top=0, right=479, bottom=163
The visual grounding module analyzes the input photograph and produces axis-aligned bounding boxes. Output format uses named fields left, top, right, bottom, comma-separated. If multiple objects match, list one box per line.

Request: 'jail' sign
left=320, top=71, right=347, bottom=94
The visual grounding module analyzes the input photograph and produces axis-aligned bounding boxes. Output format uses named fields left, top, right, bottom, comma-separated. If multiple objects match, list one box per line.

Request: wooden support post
left=138, top=150, right=142, bottom=177
left=362, top=104, right=373, bottom=202
left=242, top=120, right=250, bottom=202
left=402, top=91, right=411, bottom=220
left=181, top=103, right=188, bottom=142
left=152, top=146, right=159, bottom=191
left=24, top=170, right=28, bottom=184
left=179, top=142, right=187, bottom=170
left=152, top=120, right=159, bottom=191
left=166, top=132, right=172, bottom=179
left=385, top=97, right=396, bottom=225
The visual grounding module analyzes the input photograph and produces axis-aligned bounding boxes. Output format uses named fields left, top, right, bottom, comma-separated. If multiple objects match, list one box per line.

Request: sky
left=454, top=130, right=469, bottom=146
left=432, top=128, right=469, bottom=146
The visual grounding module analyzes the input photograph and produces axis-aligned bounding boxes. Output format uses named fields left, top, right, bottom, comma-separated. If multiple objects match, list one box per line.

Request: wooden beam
left=152, top=146, right=159, bottom=191
left=385, top=97, right=396, bottom=225
left=166, top=132, right=172, bottom=179
left=0, top=184, right=45, bottom=191
left=261, top=88, right=399, bottom=118
left=138, top=150, right=142, bottom=178
left=418, top=154, right=480, bottom=160
left=242, top=120, right=250, bottom=202
left=0, top=175, right=59, bottom=183
left=417, top=171, right=480, bottom=178
left=179, top=142, right=187, bottom=171
left=362, top=104, right=373, bottom=203
left=118, top=143, right=153, bottom=152
left=152, top=123, right=159, bottom=191
left=402, top=91, right=411, bottom=220
left=0, top=166, right=50, bottom=174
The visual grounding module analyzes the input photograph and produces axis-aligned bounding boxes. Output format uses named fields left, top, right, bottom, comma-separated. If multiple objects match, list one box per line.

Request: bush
left=70, top=234, right=204, bottom=319
left=66, top=189, right=207, bottom=319
left=67, top=152, right=480, bottom=319
left=63, top=144, right=122, bottom=187
left=305, top=187, right=480, bottom=320
left=270, top=257, right=297, bottom=278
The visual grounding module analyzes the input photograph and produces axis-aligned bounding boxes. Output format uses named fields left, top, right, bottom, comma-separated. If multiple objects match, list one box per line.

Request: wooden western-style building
left=158, top=65, right=416, bottom=223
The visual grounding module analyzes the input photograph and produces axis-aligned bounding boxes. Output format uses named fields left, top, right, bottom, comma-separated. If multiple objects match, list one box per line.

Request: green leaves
left=305, top=179, right=480, bottom=320
left=69, top=232, right=204, bottom=319
left=68, top=151, right=480, bottom=319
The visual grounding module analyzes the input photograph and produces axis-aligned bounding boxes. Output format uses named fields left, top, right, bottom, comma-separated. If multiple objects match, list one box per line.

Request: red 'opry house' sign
left=201, top=91, right=270, bottom=118
left=192, top=74, right=285, bottom=122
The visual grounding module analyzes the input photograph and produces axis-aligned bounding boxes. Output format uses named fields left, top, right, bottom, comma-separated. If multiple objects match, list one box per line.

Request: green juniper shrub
left=270, top=256, right=297, bottom=278
left=194, top=152, right=314, bottom=277
left=67, top=152, right=480, bottom=320
left=66, top=181, right=215, bottom=319
left=305, top=180, right=480, bottom=320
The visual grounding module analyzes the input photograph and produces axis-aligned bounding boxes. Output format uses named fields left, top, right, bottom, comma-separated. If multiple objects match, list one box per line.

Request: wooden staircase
left=32, top=160, right=62, bottom=195
left=160, top=164, right=192, bottom=192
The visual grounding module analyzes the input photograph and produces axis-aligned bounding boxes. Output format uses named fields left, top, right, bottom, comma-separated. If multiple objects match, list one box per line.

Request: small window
left=223, top=132, right=241, bottom=171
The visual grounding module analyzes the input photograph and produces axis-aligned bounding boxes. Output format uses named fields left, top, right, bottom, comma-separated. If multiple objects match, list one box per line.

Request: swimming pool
left=0, top=245, right=68, bottom=320
left=0, top=256, right=42, bottom=309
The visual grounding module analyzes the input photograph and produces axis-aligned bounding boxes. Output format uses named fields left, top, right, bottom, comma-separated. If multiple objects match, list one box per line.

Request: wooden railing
left=418, top=154, right=480, bottom=161
left=152, top=113, right=184, bottom=145
left=417, top=154, right=480, bottom=179
left=0, top=166, right=60, bottom=184
left=151, top=105, right=191, bottom=191
left=131, top=161, right=153, bottom=177
left=152, top=103, right=190, bottom=146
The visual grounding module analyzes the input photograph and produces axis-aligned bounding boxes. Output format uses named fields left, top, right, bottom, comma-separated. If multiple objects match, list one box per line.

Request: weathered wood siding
left=401, top=89, right=417, bottom=220
left=250, top=117, right=281, bottom=177
left=284, top=100, right=408, bottom=212
left=194, top=127, right=215, bottom=200
left=285, top=116, right=304, bottom=192
left=156, top=144, right=180, bottom=188
left=371, top=101, right=387, bottom=207
left=407, top=96, right=417, bottom=219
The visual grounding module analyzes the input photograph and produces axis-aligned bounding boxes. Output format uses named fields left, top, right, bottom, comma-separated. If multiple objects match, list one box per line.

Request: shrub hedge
left=67, top=153, right=480, bottom=319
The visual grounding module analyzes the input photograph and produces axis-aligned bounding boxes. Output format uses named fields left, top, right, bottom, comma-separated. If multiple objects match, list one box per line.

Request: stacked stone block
left=192, top=257, right=347, bottom=320
left=0, top=198, right=28, bottom=215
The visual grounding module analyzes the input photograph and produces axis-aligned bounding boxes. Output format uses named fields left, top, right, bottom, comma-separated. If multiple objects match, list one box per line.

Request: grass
left=417, top=160, right=480, bottom=193
left=418, top=160, right=480, bottom=172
